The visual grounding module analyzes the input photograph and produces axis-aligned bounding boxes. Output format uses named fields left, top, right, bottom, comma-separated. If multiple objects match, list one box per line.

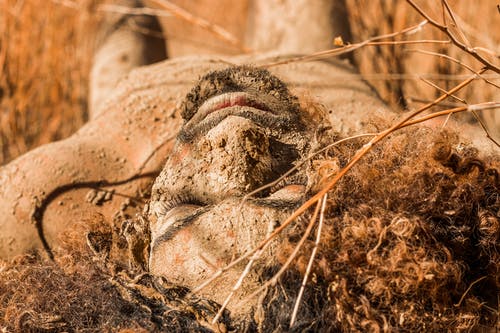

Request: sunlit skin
left=146, top=66, right=322, bottom=311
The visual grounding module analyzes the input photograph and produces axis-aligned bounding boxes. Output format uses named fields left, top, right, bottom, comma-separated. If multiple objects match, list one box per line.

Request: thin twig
left=149, top=0, right=250, bottom=52
left=440, top=112, right=453, bottom=129
left=98, top=4, right=173, bottom=18
left=401, top=102, right=500, bottom=148
left=293, top=72, right=499, bottom=82
left=237, top=198, right=322, bottom=307
left=211, top=215, right=282, bottom=324
left=241, top=133, right=376, bottom=205
left=407, top=49, right=500, bottom=89
left=406, top=0, right=500, bottom=73
left=367, top=39, right=449, bottom=46
left=454, top=276, right=487, bottom=307
left=470, top=110, right=500, bottom=148
left=441, top=0, right=471, bottom=47
left=289, top=193, right=328, bottom=328
left=419, top=76, right=467, bottom=104
left=401, top=102, right=500, bottom=127
left=407, top=97, right=462, bottom=108
left=260, top=20, right=429, bottom=68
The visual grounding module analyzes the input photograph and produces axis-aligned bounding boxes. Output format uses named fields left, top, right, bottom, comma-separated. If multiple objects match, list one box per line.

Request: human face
left=147, top=67, right=311, bottom=305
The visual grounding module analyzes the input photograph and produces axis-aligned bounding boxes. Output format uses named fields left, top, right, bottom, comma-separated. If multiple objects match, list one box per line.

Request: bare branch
left=470, top=110, right=500, bottom=148
left=406, top=0, right=500, bottom=74
left=149, top=0, right=250, bottom=52
left=98, top=4, right=173, bottom=18
left=401, top=102, right=500, bottom=147
left=418, top=76, right=467, bottom=104
left=289, top=194, right=328, bottom=328
left=441, top=0, right=471, bottom=46
left=407, top=48, right=500, bottom=89
left=260, top=20, right=429, bottom=68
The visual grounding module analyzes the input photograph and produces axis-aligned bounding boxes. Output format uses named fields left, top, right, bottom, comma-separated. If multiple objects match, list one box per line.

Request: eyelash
left=166, top=193, right=203, bottom=211
left=152, top=192, right=203, bottom=217
left=269, top=174, right=307, bottom=194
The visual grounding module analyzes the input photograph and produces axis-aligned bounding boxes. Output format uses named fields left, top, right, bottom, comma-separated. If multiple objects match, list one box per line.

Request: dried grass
left=0, top=0, right=101, bottom=165
left=345, top=0, right=500, bottom=119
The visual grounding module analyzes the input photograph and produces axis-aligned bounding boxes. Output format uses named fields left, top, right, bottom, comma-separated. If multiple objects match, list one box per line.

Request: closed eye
left=152, top=193, right=204, bottom=218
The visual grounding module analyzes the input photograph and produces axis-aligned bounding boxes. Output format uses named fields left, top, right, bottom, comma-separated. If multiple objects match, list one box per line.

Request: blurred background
left=0, top=0, right=498, bottom=165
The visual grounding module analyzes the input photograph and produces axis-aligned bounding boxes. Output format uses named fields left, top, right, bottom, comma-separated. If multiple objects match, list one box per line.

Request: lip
left=185, top=92, right=275, bottom=127
left=179, top=92, right=292, bottom=142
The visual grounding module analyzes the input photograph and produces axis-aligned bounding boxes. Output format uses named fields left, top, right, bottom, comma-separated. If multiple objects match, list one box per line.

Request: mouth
left=178, top=65, right=304, bottom=142
left=179, top=92, right=289, bottom=141
left=189, top=91, right=276, bottom=124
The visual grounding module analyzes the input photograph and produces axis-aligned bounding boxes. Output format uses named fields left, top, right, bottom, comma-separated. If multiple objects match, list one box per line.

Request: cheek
left=149, top=199, right=289, bottom=291
left=169, top=143, right=193, bottom=165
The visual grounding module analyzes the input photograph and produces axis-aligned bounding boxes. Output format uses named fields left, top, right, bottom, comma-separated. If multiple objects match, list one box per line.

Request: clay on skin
left=146, top=66, right=323, bottom=312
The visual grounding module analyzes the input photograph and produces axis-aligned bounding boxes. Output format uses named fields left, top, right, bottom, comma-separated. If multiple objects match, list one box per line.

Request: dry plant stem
left=454, top=276, right=488, bottom=307
left=289, top=193, right=328, bottom=328
left=194, top=71, right=482, bottom=296
left=441, top=0, right=471, bottom=47
left=473, top=46, right=499, bottom=58
left=469, top=110, right=500, bottom=147
left=149, top=0, right=249, bottom=52
left=408, top=97, right=462, bottom=108
left=402, top=102, right=500, bottom=127
left=440, top=112, right=453, bottom=130
left=211, top=244, right=271, bottom=324
left=260, top=20, right=429, bottom=68
left=403, top=102, right=500, bottom=147
left=406, top=0, right=500, bottom=74
left=408, top=49, right=500, bottom=89
left=367, top=40, right=449, bottom=46
left=98, top=4, right=173, bottom=18
left=237, top=198, right=322, bottom=308
left=419, top=76, right=466, bottom=104
left=241, top=133, right=377, bottom=204
left=321, top=73, right=498, bottom=81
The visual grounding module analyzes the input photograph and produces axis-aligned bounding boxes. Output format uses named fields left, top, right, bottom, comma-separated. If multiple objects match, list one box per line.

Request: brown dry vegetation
left=345, top=0, right=500, bottom=131
left=0, top=0, right=100, bottom=165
